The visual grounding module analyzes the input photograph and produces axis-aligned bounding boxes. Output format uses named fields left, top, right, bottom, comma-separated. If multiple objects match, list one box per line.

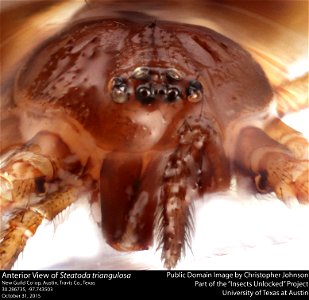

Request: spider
left=0, top=2, right=308, bottom=270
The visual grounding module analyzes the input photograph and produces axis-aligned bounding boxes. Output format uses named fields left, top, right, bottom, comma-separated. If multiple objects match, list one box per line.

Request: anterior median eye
left=136, top=85, right=154, bottom=104
left=111, top=77, right=128, bottom=103
left=165, top=87, right=181, bottom=102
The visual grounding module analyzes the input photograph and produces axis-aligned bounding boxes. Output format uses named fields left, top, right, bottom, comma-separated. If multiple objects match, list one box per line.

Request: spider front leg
left=1, top=132, right=81, bottom=212
left=234, top=126, right=308, bottom=203
left=0, top=188, right=79, bottom=270
left=1, top=148, right=54, bottom=213
left=0, top=132, right=90, bottom=269
left=265, top=117, right=308, bottom=160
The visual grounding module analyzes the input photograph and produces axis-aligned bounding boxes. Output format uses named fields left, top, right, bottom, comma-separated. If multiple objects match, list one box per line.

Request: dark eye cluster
left=135, top=84, right=182, bottom=104
left=111, top=73, right=203, bottom=105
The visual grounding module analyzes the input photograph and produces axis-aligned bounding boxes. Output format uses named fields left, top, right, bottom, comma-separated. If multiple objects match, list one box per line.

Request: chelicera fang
left=0, top=17, right=308, bottom=270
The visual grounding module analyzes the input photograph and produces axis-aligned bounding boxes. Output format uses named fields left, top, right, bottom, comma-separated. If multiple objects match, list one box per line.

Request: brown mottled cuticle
left=1, top=18, right=308, bottom=270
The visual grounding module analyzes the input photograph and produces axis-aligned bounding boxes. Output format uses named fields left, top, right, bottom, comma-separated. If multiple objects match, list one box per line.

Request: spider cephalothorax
left=0, top=17, right=308, bottom=270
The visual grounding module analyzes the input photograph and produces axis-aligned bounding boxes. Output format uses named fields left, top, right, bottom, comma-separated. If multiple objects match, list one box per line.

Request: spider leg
left=275, top=73, right=308, bottom=117
left=0, top=132, right=89, bottom=269
left=0, top=132, right=81, bottom=213
left=234, top=126, right=308, bottom=203
left=0, top=187, right=80, bottom=270
left=0, top=147, right=55, bottom=213
left=265, top=117, right=308, bottom=160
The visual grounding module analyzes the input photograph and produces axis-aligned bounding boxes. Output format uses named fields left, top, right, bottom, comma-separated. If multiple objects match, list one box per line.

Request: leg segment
left=234, top=126, right=308, bottom=203
left=0, top=131, right=88, bottom=269
left=275, top=73, right=308, bottom=117
left=265, top=117, right=308, bottom=160
left=0, top=187, right=80, bottom=270
left=1, top=148, right=55, bottom=212
left=1, top=132, right=81, bottom=212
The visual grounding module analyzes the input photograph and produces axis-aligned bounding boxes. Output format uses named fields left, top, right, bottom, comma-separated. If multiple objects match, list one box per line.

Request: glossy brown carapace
left=0, top=18, right=308, bottom=269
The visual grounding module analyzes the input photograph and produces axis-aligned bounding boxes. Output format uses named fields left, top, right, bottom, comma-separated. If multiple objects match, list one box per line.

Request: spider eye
left=132, top=67, right=150, bottom=80
left=166, top=87, right=181, bottom=102
left=166, top=68, right=183, bottom=81
left=136, top=85, right=154, bottom=104
left=186, top=80, right=203, bottom=103
left=111, top=77, right=128, bottom=103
